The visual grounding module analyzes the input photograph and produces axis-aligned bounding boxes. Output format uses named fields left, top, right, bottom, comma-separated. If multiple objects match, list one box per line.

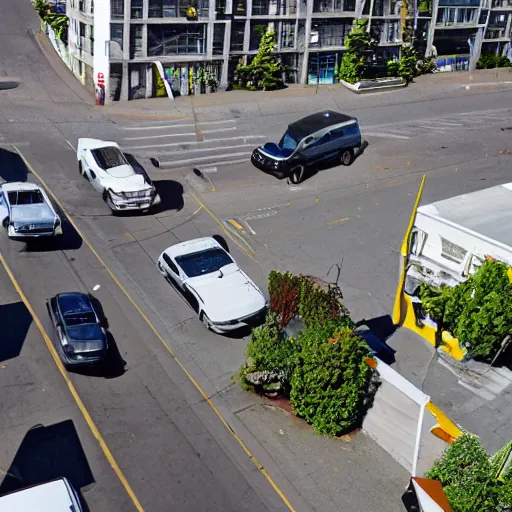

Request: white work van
left=0, top=477, right=83, bottom=512
left=396, top=181, right=512, bottom=360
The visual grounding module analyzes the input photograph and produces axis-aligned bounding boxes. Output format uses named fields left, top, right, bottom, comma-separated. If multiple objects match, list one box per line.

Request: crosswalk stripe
left=122, top=135, right=266, bottom=151
left=119, top=119, right=235, bottom=130
left=123, top=132, right=196, bottom=140
left=153, top=143, right=256, bottom=156
left=159, top=151, right=250, bottom=167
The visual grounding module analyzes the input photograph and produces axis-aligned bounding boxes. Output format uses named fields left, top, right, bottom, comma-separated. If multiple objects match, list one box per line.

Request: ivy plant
left=290, top=321, right=373, bottom=436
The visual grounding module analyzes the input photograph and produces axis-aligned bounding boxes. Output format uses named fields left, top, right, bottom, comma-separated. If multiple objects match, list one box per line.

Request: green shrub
left=426, top=433, right=512, bottom=512
left=290, top=321, right=373, bottom=436
left=418, top=259, right=512, bottom=361
left=477, top=54, right=512, bottom=69
left=398, top=43, right=418, bottom=83
left=386, top=60, right=400, bottom=77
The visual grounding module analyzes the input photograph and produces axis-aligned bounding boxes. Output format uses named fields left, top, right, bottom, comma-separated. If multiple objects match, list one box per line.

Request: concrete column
left=121, top=60, right=129, bottom=100
left=243, top=20, right=251, bottom=54
left=300, top=0, right=313, bottom=83
left=469, top=26, right=484, bottom=70
left=425, top=0, right=439, bottom=57
left=142, top=24, right=148, bottom=58
left=222, top=20, right=231, bottom=86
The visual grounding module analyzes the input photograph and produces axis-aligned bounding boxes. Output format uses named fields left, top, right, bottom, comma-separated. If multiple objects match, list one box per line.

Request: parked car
left=251, top=110, right=362, bottom=184
left=46, top=292, right=108, bottom=367
left=0, top=182, right=62, bottom=239
left=157, top=237, right=267, bottom=333
left=0, top=477, right=83, bottom=512
left=76, top=138, right=161, bottom=212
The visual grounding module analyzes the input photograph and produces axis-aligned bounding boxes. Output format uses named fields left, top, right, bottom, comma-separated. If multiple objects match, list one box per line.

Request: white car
left=0, top=182, right=62, bottom=239
left=157, top=237, right=267, bottom=333
left=76, top=138, right=161, bottom=212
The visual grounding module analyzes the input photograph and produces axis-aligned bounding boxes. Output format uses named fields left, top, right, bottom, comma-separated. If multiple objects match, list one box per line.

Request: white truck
left=395, top=181, right=512, bottom=360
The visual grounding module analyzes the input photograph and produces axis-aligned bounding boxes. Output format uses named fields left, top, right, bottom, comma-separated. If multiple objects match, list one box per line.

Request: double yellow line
left=5, top=145, right=295, bottom=512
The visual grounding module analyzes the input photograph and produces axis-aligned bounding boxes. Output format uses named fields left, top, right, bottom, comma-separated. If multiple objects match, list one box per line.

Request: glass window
left=235, top=0, right=246, bottom=15
left=149, top=0, right=180, bottom=17
left=280, top=21, right=295, bottom=48
left=148, top=24, right=207, bottom=55
left=230, top=21, right=245, bottom=52
left=111, top=24, right=124, bottom=50
left=175, top=249, right=233, bottom=278
left=213, top=24, right=225, bottom=55
left=441, top=237, right=467, bottom=263
left=279, top=131, right=298, bottom=151
left=131, top=0, right=143, bottom=18
left=7, top=190, right=44, bottom=205
left=130, top=25, right=143, bottom=58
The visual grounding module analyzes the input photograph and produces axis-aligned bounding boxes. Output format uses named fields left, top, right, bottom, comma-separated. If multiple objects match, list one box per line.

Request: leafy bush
left=477, top=54, right=512, bottom=69
left=290, top=321, right=374, bottom=436
left=339, top=19, right=377, bottom=84
left=426, top=433, right=512, bottom=512
left=416, top=55, right=437, bottom=75
left=33, top=0, right=68, bottom=42
left=386, top=60, right=400, bottom=77
left=398, top=43, right=418, bottom=83
left=235, top=31, right=285, bottom=91
left=240, top=312, right=295, bottom=390
left=418, top=259, right=512, bottom=361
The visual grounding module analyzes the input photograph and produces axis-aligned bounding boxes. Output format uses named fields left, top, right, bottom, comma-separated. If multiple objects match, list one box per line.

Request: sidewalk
left=101, top=68, right=512, bottom=122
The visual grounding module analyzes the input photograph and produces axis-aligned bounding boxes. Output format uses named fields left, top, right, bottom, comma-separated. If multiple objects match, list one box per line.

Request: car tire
left=78, top=161, right=83, bottom=176
left=340, top=148, right=354, bottom=166
left=200, top=312, right=213, bottom=331
left=102, top=189, right=109, bottom=202
left=287, top=165, right=305, bottom=185
left=2, top=217, right=9, bottom=229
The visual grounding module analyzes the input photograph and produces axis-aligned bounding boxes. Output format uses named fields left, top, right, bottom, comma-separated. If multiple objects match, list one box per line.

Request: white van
left=0, top=477, right=83, bottom=512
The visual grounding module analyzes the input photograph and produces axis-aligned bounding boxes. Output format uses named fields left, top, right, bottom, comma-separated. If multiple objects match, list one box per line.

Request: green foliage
left=426, top=433, right=512, bottom=512
left=398, top=43, right=418, bottom=82
left=477, top=54, right=512, bottom=70
left=268, top=270, right=352, bottom=328
left=386, top=60, right=400, bottom=77
left=33, top=0, right=68, bottom=42
left=338, top=19, right=376, bottom=84
left=235, top=31, right=285, bottom=91
left=290, top=322, right=373, bottom=436
left=418, top=260, right=512, bottom=361
left=418, top=0, right=431, bottom=12
left=416, top=55, right=437, bottom=75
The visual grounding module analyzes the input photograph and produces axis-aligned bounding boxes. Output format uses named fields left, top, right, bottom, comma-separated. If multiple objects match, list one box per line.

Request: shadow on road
left=152, top=180, right=184, bottom=214
left=212, top=234, right=229, bottom=253
left=0, top=301, right=32, bottom=362
left=0, top=420, right=94, bottom=511
left=0, top=148, right=29, bottom=183
left=21, top=216, right=83, bottom=252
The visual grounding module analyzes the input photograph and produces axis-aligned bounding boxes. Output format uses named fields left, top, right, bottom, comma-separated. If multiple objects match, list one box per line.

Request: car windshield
left=279, top=131, right=298, bottom=151
left=176, top=248, right=233, bottom=278
left=7, top=190, right=44, bottom=205
left=91, top=146, right=127, bottom=170
left=64, top=311, right=97, bottom=326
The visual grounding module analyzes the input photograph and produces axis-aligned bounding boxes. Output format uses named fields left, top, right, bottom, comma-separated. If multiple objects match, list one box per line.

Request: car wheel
left=2, top=217, right=9, bottom=229
left=102, top=189, right=109, bottom=202
left=340, top=149, right=354, bottom=166
left=157, top=261, right=168, bottom=277
left=78, top=161, right=83, bottom=176
left=201, top=312, right=213, bottom=331
left=287, top=165, right=305, bottom=185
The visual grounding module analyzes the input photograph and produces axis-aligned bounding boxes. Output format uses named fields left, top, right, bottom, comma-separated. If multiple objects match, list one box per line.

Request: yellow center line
left=0, top=252, right=145, bottom=512
left=11, top=145, right=296, bottom=512
left=327, top=217, right=350, bottom=226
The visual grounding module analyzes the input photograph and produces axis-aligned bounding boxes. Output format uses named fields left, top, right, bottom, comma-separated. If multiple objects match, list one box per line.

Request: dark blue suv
left=251, top=110, right=362, bottom=184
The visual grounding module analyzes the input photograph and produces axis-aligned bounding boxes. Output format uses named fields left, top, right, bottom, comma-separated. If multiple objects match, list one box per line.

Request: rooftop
left=418, top=182, right=512, bottom=248
left=287, top=110, right=356, bottom=140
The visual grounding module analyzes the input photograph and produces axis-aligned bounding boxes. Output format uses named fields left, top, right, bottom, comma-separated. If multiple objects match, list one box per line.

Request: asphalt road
left=1, top=0, right=512, bottom=510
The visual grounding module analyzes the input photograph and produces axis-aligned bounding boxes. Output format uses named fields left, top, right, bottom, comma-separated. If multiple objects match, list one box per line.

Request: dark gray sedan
left=46, top=292, right=108, bottom=367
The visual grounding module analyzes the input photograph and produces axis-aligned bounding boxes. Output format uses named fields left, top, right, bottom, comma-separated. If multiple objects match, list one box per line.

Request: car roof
left=1, top=182, right=43, bottom=192
left=57, top=292, right=94, bottom=316
left=164, top=237, right=222, bottom=259
left=0, top=478, right=81, bottom=512
left=287, top=110, right=356, bottom=141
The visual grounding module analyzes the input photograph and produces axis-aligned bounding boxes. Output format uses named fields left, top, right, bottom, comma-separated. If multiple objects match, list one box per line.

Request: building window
left=280, top=21, right=295, bottom=48
left=234, top=0, right=246, bottom=15
left=111, top=0, right=124, bottom=18
left=90, top=24, right=94, bottom=55
left=149, top=0, right=179, bottom=17
left=313, top=21, right=352, bottom=47
left=250, top=23, right=267, bottom=50
left=131, top=0, right=143, bottom=18
left=313, top=0, right=354, bottom=11
left=79, top=0, right=85, bottom=11
left=437, top=7, right=455, bottom=24
left=130, top=25, right=144, bottom=58
left=213, top=24, right=225, bottom=55
left=111, top=24, right=124, bottom=52
left=230, top=21, right=245, bottom=52
left=252, top=0, right=278, bottom=15
left=148, top=24, right=207, bottom=55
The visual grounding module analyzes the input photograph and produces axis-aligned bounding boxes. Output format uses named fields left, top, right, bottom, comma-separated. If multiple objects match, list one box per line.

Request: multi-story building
left=64, top=0, right=511, bottom=103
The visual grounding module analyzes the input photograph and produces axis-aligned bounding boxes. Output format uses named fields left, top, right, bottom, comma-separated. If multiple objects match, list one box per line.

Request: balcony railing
left=492, top=0, right=512, bottom=7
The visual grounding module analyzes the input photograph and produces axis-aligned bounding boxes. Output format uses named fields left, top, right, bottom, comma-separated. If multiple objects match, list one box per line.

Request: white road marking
left=65, top=139, right=77, bottom=151
left=157, top=143, right=255, bottom=155
left=363, top=131, right=410, bottom=140
left=199, top=157, right=248, bottom=168
left=122, top=135, right=266, bottom=151
left=120, top=119, right=235, bottom=130
left=415, top=125, right=445, bottom=132
left=427, top=121, right=464, bottom=126
left=123, top=132, right=196, bottom=141
left=243, top=220, right=256, bottom=235
left=159, top=151, right=250, bottom=166
left=201, top=127, right=237, bottom=134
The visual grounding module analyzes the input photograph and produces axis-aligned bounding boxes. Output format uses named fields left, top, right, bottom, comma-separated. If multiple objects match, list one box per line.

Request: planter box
left=340, top=77, right=406, bottom=94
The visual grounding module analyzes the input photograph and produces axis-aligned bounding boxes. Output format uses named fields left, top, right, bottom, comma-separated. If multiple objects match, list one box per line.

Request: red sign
left=96, top=72, right=105, bottom=106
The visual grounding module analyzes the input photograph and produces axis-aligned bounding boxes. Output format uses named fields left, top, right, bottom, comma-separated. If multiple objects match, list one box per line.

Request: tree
left=338, top=19, right=377, bottom=84
left=235, top=31, right=285, bottom=91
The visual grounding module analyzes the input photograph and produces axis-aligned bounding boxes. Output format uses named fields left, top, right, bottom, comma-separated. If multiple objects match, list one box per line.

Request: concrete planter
left=340, top=77, right=406, bottom=94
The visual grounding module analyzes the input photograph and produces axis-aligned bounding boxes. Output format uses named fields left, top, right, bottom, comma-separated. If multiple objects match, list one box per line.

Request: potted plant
left=186, top=6, right=197, bottom=20
left=207, top=74, right=218, bottom=93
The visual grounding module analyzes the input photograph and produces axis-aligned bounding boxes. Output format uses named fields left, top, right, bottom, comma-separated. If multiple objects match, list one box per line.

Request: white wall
left=93, top=0, right=111, bottom=104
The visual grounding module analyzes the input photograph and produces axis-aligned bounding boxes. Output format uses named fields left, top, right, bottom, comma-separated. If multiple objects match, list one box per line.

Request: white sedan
left=157, top=237, right=267, bottom=333
left=76, top=138, right=161, bottom=213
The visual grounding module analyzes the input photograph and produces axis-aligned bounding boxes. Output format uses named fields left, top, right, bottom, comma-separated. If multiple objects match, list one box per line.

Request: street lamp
left=310, top=25, right=320, bottom=93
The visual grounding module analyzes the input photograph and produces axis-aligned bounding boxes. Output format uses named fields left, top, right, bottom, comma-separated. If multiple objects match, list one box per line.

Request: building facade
left=64, top=0, right=512, bottom=103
